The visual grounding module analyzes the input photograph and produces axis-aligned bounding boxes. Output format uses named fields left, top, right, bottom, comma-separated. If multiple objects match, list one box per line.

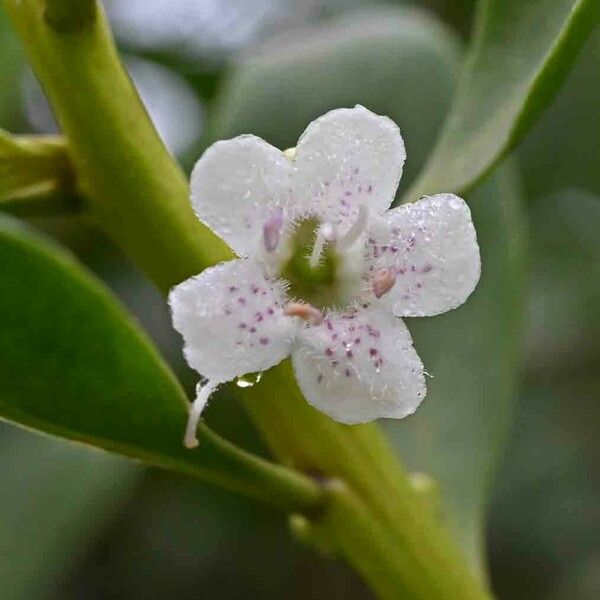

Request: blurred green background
left=1, top=1, right=599, bottom=598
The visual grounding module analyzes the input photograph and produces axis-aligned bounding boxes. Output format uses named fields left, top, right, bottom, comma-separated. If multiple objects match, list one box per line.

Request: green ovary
left=279, top=218, right=348, bottom=309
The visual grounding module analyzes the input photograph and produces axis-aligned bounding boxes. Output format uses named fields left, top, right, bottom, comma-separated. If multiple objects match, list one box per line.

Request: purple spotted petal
left=169, top=259, right=297, bottom=383
left=292, top=105, right=406, bottom=232
left=291, top=306, right=425, bottom=424
left=366, top=194, right=481, bottom=317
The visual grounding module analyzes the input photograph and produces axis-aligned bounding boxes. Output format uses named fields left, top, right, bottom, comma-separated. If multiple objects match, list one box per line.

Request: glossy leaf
left=0, top=425, right=138, bottom=600
left=405, top=0, right=600, bottom=200
left=213, top=5, right=526, bottom=572
left=0, top=216, right=321, bottom=512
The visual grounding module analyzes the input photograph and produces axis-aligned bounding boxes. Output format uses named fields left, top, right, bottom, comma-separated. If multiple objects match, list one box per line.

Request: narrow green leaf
left=0, top=217, right=321, bottom=512
left=405, top=0, right=600, bottom=200
left=0, top=426, right=138, bottom=600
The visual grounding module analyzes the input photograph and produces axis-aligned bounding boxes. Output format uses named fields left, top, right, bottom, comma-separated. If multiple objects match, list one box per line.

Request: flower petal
left=291, top=306, right=425, bottom=424
left=368, top=194, right=480, bottom=317
left=292, top=105, right=406, bottom=230
left=169, top=259, right=296, bottom=383
left=191, top=135, right=293, bottom=257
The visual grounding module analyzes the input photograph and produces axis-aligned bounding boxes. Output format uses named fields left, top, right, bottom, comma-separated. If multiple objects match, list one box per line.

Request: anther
left=262, top=209, right=283, bottom=253
left=372, top=268, right=397, bottom=298
left=283, top=302, right=324, bottom=325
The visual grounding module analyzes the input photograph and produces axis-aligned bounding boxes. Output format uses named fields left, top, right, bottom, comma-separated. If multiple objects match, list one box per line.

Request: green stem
left=3, top=2, right=494, bottom=598
left=44, top=0, right=95, bottom=33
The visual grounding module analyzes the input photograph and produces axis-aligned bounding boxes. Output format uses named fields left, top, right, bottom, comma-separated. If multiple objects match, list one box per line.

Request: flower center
left=279, top=217, right=343, bottom=309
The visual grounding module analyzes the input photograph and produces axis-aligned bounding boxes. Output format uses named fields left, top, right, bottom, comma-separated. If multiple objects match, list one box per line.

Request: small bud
left=372, top=268, right=396, bottom=298
left=283, top=302, right=324, bottom=325
left=262, top=209, right=283, bottom=252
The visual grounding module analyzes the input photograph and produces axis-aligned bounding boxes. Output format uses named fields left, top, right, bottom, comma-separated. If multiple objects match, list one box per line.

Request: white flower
left=170, top=105, right=481, bottom=448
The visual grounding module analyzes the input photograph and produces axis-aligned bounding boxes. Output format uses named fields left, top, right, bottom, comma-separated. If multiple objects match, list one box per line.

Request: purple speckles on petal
left=345, top=368, right=352, bottom=377
left=249, top=326, right=257, bottom=333
left=325, top=347, right=334, bottom=357
left=239, top=322, right=247, bottom=329
left=369, top=348, right=378, bottom=357
left=367, top=185, right=373, bottom=193
left=346, top=350, right=354, bottom=358
left=229, top=286, right=238, bottom=293
left=317, top=374, right=323, bottom=384
left=259, top=337, right=269, bottom=345
left=421, top=263, right=433, bottom=273
left=367, top=325, right=380, bottom=338
left=237, top=296, right=246, bottom=305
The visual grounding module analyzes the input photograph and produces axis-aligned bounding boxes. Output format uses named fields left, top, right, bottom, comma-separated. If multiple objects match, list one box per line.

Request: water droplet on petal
left=235, top=372, right=263, bottom=388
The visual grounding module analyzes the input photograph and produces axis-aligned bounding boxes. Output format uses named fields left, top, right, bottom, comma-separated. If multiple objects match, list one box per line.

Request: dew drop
left=235, top=372, right=263, bottom=388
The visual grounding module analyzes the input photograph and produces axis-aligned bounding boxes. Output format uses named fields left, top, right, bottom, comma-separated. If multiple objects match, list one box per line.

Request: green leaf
left=0, top=426, right=138, bottom=600
left=0, top=216, right=321, bottom=512
left=405, top=0, right=600, bottom=200
left=518, top=29, right=600, bottom=199
left=385, top=162, right=526, bottom=574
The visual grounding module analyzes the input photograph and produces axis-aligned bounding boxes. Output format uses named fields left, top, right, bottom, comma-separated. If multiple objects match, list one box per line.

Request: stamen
left=338, top=203, right=369, bottom=250
left=184, top=380, right=218, bottom=449
left=262, top=209, right=283, bottom=253
left=372, top=268, right=397, bottom=298
left=283, top=302, right=324, bottom=325
left=309, top=223, right=335, bottom=268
